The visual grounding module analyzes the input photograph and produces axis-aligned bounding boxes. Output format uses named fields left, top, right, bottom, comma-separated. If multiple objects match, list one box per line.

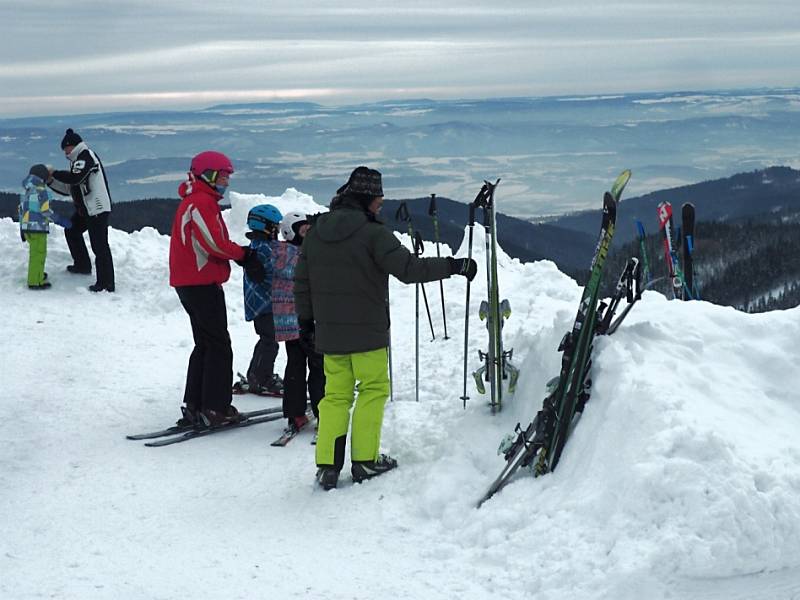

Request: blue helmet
left=247, top=204, right=283, bottom=232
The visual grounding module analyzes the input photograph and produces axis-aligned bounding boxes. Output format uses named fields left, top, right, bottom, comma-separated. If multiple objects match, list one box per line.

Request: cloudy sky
left=2, top=0, right=800, bottom=117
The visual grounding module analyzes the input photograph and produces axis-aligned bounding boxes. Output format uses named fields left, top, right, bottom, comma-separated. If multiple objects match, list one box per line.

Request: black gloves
left=447, top=257, right=478, bottom=282
left=236, top=246, right=266, bottom=283
left=298, top=319, right=315, bottom=349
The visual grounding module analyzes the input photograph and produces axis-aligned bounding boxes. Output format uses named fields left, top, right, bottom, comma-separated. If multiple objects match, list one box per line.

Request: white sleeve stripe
left=190, top=207, right=226, bottom=255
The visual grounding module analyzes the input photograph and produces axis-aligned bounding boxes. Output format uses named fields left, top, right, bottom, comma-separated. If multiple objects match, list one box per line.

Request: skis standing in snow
left=295, top=166, right=476, bottom=490
left=469, top=180, right=519, bottom=414
left=478, top=169, right=631, bottom=507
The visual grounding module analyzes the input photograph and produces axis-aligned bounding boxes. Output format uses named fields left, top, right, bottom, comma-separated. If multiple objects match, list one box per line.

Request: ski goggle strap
left=201, top=169, right=232, bottom=184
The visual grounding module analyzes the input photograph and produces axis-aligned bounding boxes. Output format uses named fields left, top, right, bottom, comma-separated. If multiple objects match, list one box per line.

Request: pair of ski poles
left=390, top=197, right=450, bottom=402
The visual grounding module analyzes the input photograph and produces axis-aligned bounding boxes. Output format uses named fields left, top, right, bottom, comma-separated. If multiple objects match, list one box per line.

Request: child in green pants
left=19, top=164, right=71, bottom=289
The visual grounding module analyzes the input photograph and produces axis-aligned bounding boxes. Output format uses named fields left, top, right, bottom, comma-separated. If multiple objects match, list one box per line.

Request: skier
left=18, top=164, right=71, bottom=289
left=47, top=128, right=116, bottom=292
left=295, top=166, right=477, bottom=490
left=275, top=212, right=324, bottom=437
left=238, top=204, right=285, bottom=396
left=169, top=150, right=265, bottom=427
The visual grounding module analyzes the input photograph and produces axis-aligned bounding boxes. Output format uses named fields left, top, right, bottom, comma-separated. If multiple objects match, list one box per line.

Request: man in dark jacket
left=47, top=128, right=116, bottom=292
left=295, top=166, right=477, bottom=490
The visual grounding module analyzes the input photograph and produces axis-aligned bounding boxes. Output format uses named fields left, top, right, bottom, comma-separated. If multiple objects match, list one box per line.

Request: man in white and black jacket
left=48, top=128, right=116, bottom=292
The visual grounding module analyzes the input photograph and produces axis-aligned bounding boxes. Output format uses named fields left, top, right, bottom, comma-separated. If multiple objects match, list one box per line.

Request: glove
left=298, top=318, right=315, bottom=349
left=54, top=214, right=72, bottom=230
left=244, top=253, right=266, bottom=283
left=447, top=257, right=478, bottom=282
left=233, top=246, right=250, bottom=267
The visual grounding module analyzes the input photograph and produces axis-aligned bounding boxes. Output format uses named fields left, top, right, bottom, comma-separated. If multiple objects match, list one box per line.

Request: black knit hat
left=338, top=166, right=383, bottom=198
left=29, top=164, right=50, bottom=181
left=60, top=128, right=82, bottom=149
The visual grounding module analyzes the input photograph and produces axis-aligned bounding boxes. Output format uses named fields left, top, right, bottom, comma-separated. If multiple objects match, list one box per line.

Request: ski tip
left=610, top=169, right=632, bottom=202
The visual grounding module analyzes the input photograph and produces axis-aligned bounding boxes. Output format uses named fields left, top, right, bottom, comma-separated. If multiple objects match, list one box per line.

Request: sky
left=2, top=0, right=800, bottom=117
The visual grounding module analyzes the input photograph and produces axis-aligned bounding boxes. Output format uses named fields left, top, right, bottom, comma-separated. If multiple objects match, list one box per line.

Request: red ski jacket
left=169, top=179, right=245, bottom=287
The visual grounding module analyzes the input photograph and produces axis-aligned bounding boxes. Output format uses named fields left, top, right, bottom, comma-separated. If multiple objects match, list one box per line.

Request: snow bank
left=2, top=189, right=800, bottom=599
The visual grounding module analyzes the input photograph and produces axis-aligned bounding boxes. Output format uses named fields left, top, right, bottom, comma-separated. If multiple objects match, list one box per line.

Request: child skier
left=19, top=164, right=71, bottom=289
left=273, top=212, right=325, bottom=439
left=235, top=204, right=285, bottom=396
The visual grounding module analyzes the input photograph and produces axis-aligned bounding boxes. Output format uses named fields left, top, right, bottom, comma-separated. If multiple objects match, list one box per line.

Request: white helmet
left=280, top=211, right=308, bottom=241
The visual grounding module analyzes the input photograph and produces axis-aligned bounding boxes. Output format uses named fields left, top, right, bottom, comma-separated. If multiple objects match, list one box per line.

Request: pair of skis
left=126, top=407, right=284, bottom=447
left=477, top=169, right=631, bottom=507
left=656, top=201, right=698, bottom=300
left=464, top=181, right=519, bottom=413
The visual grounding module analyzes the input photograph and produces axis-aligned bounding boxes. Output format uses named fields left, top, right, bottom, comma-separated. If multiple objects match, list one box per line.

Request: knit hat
left=60, top=128, right=82, bottom=149
left=29, top=164, right=50, bottom=182
left=338, top=166, right=383, bottom=198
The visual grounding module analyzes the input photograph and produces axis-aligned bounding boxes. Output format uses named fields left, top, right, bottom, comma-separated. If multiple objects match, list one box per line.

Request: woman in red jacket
left=169, top=151, right=263, bottom=427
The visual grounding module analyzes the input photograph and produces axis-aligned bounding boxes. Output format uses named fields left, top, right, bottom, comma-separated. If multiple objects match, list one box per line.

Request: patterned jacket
left=271, top=242, right=301, bottom=341
left=19, top=175, right=64, bottom=233
left=243, top=237, right=275, bottom=321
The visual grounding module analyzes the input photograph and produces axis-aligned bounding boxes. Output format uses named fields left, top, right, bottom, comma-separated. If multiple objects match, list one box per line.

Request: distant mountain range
left=4, top=166, right=800, bottom=312
left=2, top=89, right=800, bottom=220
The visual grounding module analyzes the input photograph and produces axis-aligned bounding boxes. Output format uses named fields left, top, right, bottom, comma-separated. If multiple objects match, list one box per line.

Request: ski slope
left=3, top=188, right=800, bottom=600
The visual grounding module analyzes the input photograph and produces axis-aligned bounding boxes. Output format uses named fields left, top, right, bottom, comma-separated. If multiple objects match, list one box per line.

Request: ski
left=596, top=258, right=640, bottom=335
left=270, top=418, right=312, bottom=447
left=634, top=219, right=652, bottom=285
left=471, top=180, right=518, bottom=413
left=232, top=372, right=282, bottom=397
left=657, top=201, right=685, bottom=299
left=681, top=202, right=697, bottom=300
left=142, top=412, right=284, bottom=447
left=478, top=169, right=631, bottom=507
left=126, top=407, right=282, bottom=440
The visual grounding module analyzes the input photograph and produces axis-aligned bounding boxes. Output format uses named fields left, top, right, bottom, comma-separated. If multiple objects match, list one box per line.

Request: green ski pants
left=315, top=347, right=390, bottom=468
left=25, top=232, right=48, bottom=286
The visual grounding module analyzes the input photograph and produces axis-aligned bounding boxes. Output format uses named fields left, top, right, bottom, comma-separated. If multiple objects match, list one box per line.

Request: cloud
left=2, top=1, right=800, bottom=116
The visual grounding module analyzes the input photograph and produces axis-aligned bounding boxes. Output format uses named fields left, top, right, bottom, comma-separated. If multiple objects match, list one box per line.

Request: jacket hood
left=66, top=141, right=88, bottom=162
left=178, top=178, right=222, bottom=201
left=314, top=205, right=369, bottom=243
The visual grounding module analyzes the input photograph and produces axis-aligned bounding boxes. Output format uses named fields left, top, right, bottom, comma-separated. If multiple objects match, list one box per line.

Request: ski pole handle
left=395, top=201, right=410, bottom=223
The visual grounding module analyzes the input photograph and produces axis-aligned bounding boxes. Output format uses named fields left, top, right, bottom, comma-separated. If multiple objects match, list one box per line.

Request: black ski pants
left=282, top=337, right=325, bottom=419
left=66, top=210, right=115, bottom=289
left=246, top=313, right=280, bottom=387
left=176, top=284, right=233, bottom=412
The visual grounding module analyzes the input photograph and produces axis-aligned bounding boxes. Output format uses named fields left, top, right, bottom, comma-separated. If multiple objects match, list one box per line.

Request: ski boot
left=176, top=404, right=199, bottom=427
left=316, top=467, right=340, bottom=491
left=200, top=404, right=243, bottom=427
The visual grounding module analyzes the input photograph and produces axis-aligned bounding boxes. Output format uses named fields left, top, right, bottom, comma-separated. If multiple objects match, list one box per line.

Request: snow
left=3, top=189, right=800, bottom=599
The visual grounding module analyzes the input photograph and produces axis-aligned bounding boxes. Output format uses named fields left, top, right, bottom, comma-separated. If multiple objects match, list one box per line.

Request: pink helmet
left=190, top=151, right=234, bottom=178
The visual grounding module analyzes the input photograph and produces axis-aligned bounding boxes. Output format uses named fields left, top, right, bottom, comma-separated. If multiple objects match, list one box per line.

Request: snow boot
left=316, top=467, right=340, bottom=491
left=28, top=282, right=52, bottom=290
left=67, top=264, right=91, bottom=275
left=89, top=283, right=115, bottom=292
left=259, top=374, right=284, bottom=396
left=351, top=454, right=398, bottom=483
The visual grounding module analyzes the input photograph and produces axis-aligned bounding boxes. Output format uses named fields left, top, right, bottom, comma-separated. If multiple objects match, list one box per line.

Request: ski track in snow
left=3, top=188, right=800, bottom=599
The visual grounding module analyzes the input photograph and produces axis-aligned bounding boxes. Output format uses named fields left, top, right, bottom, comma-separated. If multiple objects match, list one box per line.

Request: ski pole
left=396, top=201, right=436, bottom=341
left=461, top=198, right=477, bottom=409
left=428, top=194, right=450, bottom=339
left=414, top=231, right=436, bottom=342
left=386, top=295, right=394, bottom=402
